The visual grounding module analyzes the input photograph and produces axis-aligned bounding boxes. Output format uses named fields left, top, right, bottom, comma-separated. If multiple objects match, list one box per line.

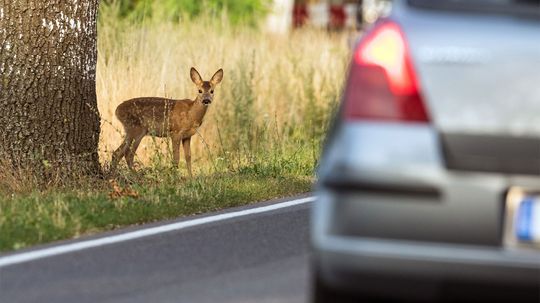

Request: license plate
left=515, top=196, right=540, bottom=243
left=504, top=188, right=540, bottom=248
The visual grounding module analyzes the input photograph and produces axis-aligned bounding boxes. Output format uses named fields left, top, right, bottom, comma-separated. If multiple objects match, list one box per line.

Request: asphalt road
left=0, top=195, right=313, bottom=303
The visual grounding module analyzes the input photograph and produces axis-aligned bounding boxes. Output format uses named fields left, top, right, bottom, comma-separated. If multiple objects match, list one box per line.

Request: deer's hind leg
left=111, top=136, right=133, bottom=171
left=125, top=128, right=146, bottom=170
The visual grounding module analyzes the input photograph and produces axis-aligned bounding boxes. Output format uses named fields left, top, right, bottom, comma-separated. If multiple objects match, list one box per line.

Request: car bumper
left=313, top=193, right=540, bottom=302
left=315, top=230, right=540, bottom=284
left=314, top=232, right=540, bottom=301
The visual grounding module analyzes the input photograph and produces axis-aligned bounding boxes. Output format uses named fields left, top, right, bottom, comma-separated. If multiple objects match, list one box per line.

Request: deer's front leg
left=171, top=133, right=182, bottom=168
left=182, top=137, right=192, bottom=177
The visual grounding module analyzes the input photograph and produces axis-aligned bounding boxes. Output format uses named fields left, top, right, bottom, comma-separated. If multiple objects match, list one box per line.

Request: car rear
left=312, top=0, right=540, bottom=302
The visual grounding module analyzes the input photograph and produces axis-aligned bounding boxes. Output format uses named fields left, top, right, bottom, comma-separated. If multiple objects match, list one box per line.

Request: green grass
left=0, top=168, right=312, bottom=252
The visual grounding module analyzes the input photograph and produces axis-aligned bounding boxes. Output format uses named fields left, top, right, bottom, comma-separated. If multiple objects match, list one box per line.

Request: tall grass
left=97, top=8, right=351, bottom=177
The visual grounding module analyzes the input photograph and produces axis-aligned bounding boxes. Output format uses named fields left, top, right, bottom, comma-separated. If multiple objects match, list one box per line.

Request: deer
left=111, top=67, right=224, bottom=177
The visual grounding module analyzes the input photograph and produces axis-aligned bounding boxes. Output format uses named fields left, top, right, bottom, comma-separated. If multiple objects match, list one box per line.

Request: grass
left=0, top=7, right=351, bottom=253
left=0, top=172, right=312, bottom=251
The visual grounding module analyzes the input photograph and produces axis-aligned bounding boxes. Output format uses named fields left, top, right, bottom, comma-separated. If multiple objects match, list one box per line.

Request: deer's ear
left=190, top=67, right=203, bottom=86
left=210, top=69, right=223, bottom=86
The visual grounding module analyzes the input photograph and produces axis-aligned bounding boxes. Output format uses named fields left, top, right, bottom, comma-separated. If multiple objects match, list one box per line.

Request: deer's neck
left=189, top=97, right=208, bottom=126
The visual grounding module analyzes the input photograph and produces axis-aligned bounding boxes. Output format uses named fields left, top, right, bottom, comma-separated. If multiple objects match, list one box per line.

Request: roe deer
left=111, top=67, right=224, bottom=176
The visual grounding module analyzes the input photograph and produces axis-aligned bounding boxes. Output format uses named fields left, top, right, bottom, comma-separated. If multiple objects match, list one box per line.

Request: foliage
left=101, top=0, right=270, bottom=26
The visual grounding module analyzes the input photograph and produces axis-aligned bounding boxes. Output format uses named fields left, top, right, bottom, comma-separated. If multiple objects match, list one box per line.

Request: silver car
left=312, top=0, right=540, bottom=302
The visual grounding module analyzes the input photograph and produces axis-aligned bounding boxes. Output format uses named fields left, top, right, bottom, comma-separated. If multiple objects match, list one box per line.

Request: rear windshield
left=409, top=0, right=540, bottom=18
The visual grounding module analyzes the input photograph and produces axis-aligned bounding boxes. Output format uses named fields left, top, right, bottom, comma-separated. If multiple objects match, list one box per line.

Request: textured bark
left=0, top=0, right=101, bottom=176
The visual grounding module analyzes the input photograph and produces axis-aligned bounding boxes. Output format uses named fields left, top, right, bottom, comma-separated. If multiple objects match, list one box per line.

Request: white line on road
left=0, top=196, right=315, bottom=268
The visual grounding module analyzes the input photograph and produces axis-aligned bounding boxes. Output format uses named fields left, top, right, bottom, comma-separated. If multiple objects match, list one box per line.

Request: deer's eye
left=210, top=90, right=214, bottom=94
left=198, top=89, right=203, bottom=94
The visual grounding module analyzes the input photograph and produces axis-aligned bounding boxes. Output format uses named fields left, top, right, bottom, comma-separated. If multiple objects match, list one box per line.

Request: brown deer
left=111, top=67, right=224, bottom=176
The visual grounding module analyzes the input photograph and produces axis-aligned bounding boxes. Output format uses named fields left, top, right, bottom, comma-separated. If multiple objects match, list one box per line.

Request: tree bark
left=0, top=0, right=101, bottom=176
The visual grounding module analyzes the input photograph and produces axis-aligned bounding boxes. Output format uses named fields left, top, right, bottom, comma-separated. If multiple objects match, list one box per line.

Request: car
left=311, top=0, right=540, bottom=302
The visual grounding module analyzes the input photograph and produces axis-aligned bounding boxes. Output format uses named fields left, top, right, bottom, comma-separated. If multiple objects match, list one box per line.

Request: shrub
left=101, top=0, right=270, bottom=26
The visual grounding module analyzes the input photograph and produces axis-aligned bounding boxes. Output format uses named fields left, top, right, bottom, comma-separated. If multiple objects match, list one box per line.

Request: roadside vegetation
left=0, top=1, right=350, bottom=252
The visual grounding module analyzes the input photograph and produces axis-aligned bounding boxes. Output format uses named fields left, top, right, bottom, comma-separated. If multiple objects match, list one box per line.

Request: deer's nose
left=202, top=99, right=211, bottom=105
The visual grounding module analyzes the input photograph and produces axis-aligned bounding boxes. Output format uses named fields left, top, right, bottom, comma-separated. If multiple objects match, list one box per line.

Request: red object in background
left=293, top=4, right=309, bottom=27
left=329, top=5, right=346, bottom=29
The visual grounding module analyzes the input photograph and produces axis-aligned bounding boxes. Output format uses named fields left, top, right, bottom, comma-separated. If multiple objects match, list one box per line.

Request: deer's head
left=190, top=67, right=223, bottom=106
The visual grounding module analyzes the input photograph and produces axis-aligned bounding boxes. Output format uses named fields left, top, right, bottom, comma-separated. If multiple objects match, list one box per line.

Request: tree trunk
left=0, top=0, right=101, bottom=176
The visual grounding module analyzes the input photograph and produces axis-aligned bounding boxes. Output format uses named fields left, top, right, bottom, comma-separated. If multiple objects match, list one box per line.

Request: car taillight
left=343, top=20, right=429, bottom=122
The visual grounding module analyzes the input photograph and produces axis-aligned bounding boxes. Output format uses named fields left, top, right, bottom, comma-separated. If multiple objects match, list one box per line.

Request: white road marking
left=0, top=196, right=315, bottom=268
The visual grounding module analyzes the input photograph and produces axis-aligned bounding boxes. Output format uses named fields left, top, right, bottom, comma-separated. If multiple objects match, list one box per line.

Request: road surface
left=0, top=195, right=314, bottom=303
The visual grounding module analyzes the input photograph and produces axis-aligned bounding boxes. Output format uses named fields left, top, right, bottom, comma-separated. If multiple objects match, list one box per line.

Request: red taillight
left=343, top=20, right=429, bottom=122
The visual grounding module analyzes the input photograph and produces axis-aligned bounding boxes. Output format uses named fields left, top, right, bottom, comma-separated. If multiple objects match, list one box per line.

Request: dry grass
left=96, top=16, right=351, bottom=173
